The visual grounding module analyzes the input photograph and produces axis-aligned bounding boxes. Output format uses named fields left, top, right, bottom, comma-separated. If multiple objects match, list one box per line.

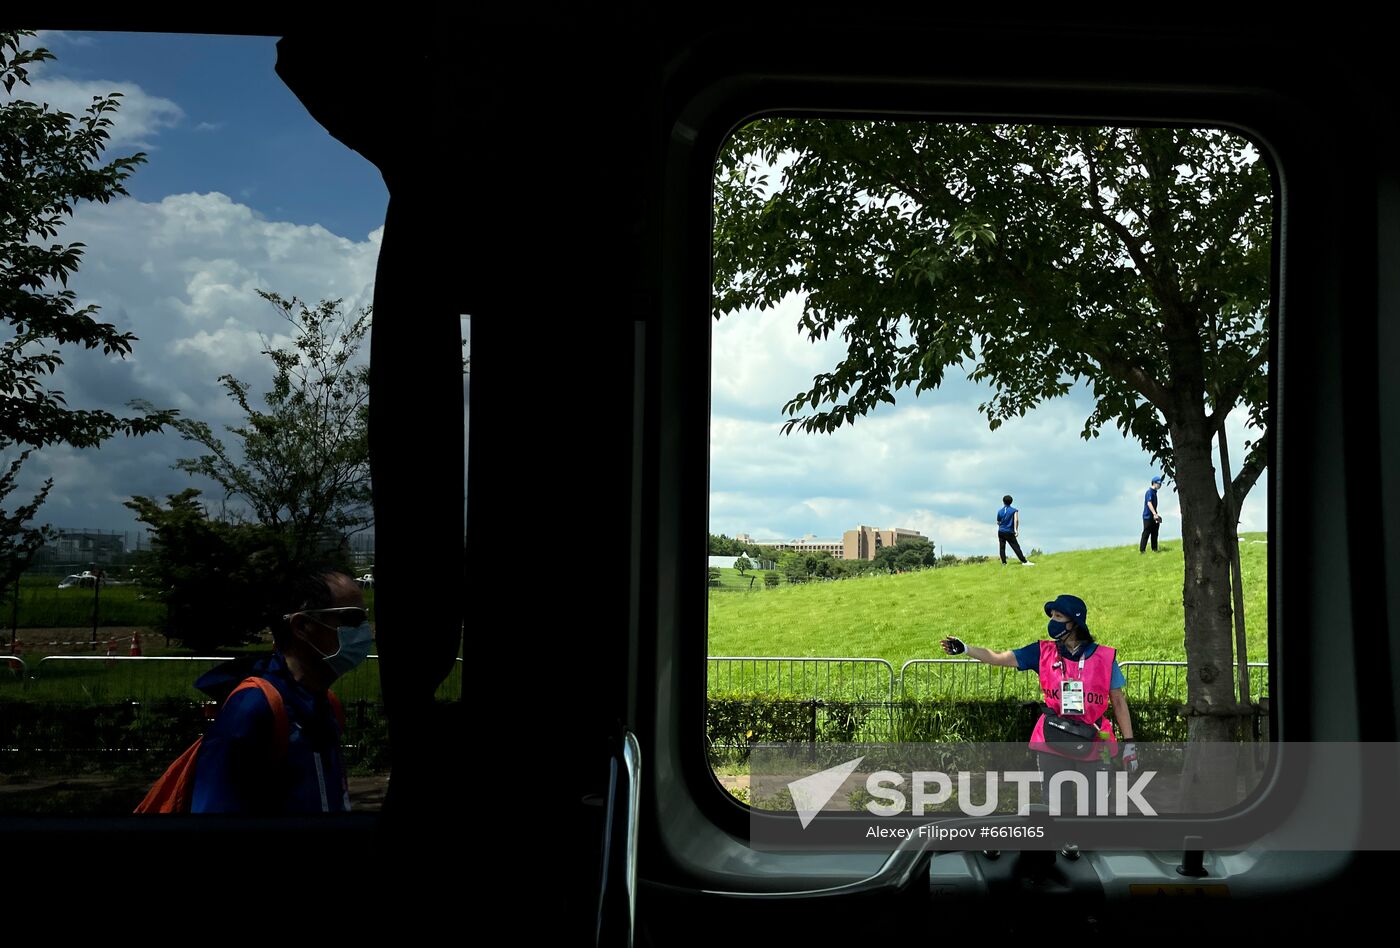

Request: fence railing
left=3, top=654, right=463, bottom=703
left=709, top=657, right=1271, bottom=703
left=897, top=659, right=1042, bottom=701
left=1119, top=661, right=1269, bottom=703
left=706, top=657, right=895, bottom=701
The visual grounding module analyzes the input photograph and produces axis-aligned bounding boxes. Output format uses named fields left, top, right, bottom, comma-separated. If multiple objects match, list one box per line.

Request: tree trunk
left=1171, top=418, right=1243, bottom=810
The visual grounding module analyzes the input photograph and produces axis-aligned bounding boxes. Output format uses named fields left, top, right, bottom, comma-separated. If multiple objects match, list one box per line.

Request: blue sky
left=33, top=32, right=386, bottom=240
left=4, top=31, right=390, bottom=539
left=5, top=31, right=1267, bottom=557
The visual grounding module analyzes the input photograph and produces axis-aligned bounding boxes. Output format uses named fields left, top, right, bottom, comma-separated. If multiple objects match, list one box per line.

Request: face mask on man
left=300, top=618, right=374, bottom=678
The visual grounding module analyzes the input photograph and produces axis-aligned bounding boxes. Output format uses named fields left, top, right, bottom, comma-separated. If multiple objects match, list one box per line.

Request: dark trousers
left=997, top=531, right=1026, bottom=563
left=1036, top=751, right=1110, bottom=814
left=1139, top=517, right=1160, bottom=552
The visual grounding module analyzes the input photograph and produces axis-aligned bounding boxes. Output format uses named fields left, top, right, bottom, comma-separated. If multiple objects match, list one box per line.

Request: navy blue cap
left=1150, top=475, right=1163, bottom=485
left=1044, top=594, right=1088, bottom=628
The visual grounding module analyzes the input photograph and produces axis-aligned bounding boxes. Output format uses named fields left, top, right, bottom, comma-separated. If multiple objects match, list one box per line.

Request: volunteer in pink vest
left=939, top=593, right=1139, bottom=795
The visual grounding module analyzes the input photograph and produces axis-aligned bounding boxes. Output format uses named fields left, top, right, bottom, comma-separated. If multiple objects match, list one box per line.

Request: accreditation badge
left=1061, top=679, right=1085, bottom=714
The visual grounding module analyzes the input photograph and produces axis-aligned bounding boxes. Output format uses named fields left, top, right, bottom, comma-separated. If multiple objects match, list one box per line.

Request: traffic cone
left=11, top=636, right=20, bottom=657
left=129, top=631, right=142, bottom=656
left=106, top=637, right=115, bottom=657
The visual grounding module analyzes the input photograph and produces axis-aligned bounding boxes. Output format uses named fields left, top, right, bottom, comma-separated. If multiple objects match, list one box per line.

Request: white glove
left=1120, top=741, right=1140, bottom=774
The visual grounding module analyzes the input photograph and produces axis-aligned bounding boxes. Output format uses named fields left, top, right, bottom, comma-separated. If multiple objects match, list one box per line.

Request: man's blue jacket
left=190, top=651, right=350, bottom=814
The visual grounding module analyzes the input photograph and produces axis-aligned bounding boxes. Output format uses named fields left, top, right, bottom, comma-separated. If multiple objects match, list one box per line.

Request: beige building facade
left=841, top=525, right=927, bottom=561
left=735, top=526, right=928, bottom=561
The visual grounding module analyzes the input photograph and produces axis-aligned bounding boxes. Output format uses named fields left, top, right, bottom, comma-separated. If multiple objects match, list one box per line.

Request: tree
left=167, top=291, right=371, bottom=561
left=873, top=538, right=937, bottom=574
left=734, top=554, right=752, bottom=577
left=124, top=489, right=351, bottom=651
left=716, top=120, right=1270, bottom=742
left=1, top=32, right=173, bottom=620
left=778, top=552, right=808, bottom=585
left=0, top=456, right=53, bottom=630
left=763, top=571, right=780, bottom=588
left=708, top=532, right=752, bottom=556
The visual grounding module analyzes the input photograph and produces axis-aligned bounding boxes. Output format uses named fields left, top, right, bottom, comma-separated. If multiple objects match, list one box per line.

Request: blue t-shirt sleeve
left=1012, top=643, right=1040, bottom=671
left=191, top=686, right=276, bottom=814
left=1110, top=660, right=1126, bottom=690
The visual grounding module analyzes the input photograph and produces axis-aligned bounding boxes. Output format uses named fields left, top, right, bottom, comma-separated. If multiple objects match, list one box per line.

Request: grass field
left=1, top=648, right=460, bottom=704
left=708, top=534, right=1268, bottom=668
left=4, top=575, right=166, bottom=628
left=1, top=575, right=377, bottom=630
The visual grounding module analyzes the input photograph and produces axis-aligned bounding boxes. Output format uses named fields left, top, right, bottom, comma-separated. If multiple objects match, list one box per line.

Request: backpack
left=134, top=676, right=344, bottom=814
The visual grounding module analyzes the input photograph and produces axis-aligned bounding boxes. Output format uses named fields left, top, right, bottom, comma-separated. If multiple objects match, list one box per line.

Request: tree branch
left=1085, top=340, right=1171, bottom=409
left=1206, top=342, right=1269, bottom=431
left=1083, top=147, right=1163, bottom=297
left=1230, top=428, right=1269, bottom=507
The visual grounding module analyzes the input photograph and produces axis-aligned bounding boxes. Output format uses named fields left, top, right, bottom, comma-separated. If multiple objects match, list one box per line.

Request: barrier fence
left=709, top=656, right=1269, bottom=703
left=706, top=657, right=895, bottom=700
left=706, top=658, right=1271, bottom=752
left=898, top=659, right=1041, bottom=701
left=0, top=654, right=463, bottom=703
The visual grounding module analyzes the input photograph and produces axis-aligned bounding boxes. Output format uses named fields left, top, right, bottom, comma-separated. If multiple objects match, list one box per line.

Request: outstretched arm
left=940, top=638, right=1020, bottom=667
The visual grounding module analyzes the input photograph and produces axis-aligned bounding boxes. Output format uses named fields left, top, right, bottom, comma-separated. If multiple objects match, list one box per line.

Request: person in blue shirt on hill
left=191, top=569, right=372, bottom=814
left=996, top=494, right=1033, bottom=566
left=1140, top=475, right=1164, bottom=553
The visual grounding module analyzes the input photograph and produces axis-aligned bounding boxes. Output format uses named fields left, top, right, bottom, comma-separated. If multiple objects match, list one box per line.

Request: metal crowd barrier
left=706, top=657, right=895, bottom=700
left=708, top=657, right=1271, bottom=703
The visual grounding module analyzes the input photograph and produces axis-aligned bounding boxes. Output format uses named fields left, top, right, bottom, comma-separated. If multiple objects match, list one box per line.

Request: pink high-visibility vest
left=1028, top=640, right=1119, bottom=761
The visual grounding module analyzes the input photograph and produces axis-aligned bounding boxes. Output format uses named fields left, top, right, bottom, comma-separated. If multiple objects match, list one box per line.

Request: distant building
left=35, top=529, right=126, bottom=567
left=842, top=525, right=928, bottom=561
left=733, top=526, right=929, bottom=562
left=738, top=533, right=844, bottom=558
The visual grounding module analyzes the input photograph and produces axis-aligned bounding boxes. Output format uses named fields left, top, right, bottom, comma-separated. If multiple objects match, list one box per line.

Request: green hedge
left=707, top=694, right=1199, bottom=765
left=0, top=697, right=396, bottom=775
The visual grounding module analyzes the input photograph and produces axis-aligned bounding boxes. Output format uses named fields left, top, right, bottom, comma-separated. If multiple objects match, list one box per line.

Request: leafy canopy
left=713, top=120, right=1270, bottom=489
left=166, top=291, right=372, bottom=558
left=1, top=31, right=174, bottom=592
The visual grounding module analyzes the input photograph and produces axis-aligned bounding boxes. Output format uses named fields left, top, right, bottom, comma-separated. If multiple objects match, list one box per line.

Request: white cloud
left=710, top=294, right=1271, bottom=555
left=32, top=31, right=97, bottom=49
left=12, top=191, right=382, bottom=531
left=7, top=76, right=184, bottom=149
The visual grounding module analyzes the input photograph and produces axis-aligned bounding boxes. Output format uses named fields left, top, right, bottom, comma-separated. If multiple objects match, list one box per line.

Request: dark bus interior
left=8, top=8, right=1400, bottom=940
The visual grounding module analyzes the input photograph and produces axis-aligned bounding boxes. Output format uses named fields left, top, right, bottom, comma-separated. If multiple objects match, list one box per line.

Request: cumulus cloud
left=6, top=76, right=184, bottom=149
left=13, top=192, right=382, bottom=532
left=710, top=295, right=1271, bottom=555
left=33, top=31, right=96, bottom=47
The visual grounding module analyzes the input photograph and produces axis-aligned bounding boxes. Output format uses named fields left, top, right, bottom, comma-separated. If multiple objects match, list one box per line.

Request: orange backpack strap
left=231, top=677, right=290, bottom=756
left=327, top=689, right=346, bottom=734
left=133, top=676, right=292, bottom=814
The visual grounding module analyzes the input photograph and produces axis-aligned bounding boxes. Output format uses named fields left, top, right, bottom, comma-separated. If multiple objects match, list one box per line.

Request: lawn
left=708, top=534, right=1268, bottom=669
left=2, top=575, right=377, bottom=630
